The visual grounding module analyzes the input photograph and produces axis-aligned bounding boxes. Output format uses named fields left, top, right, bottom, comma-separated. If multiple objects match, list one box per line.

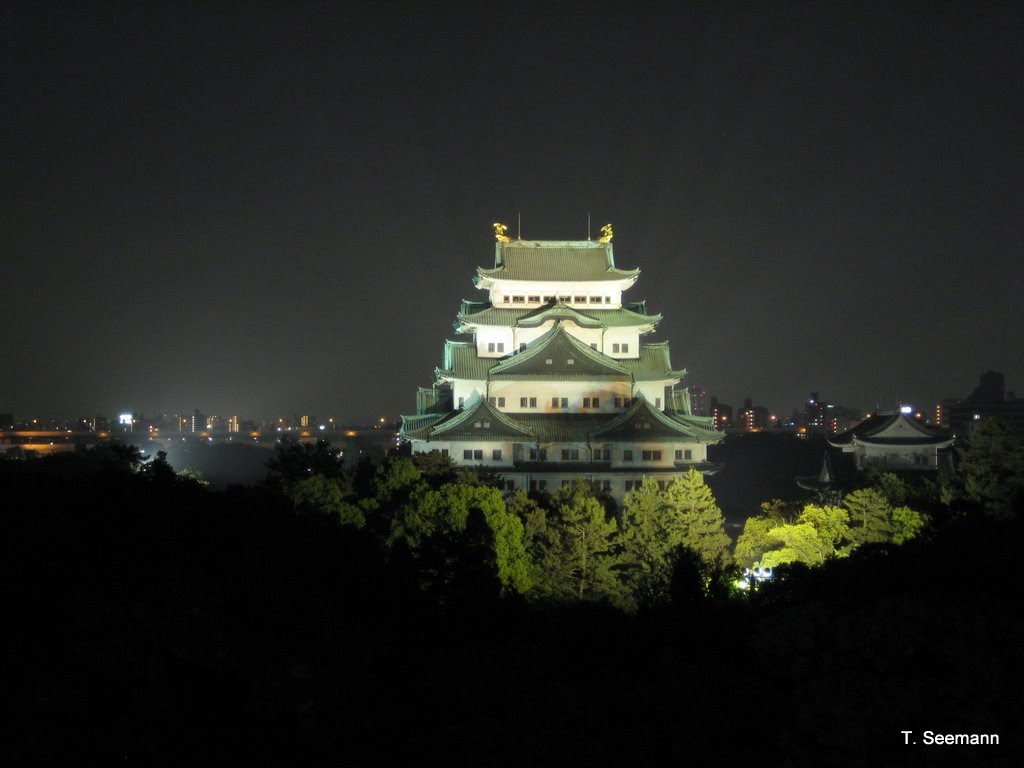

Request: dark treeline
left=4, top=435, right=1022, bottom=767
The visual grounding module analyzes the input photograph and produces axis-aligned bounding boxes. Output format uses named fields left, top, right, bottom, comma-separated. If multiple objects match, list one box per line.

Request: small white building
left=827, top=411, right=954, bottom=471
left=400, top=232, right=723, bottom=500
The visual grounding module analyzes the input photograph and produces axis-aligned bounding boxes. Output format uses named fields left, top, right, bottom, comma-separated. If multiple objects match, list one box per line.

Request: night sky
left=3, top=2, right=1021, bottom=424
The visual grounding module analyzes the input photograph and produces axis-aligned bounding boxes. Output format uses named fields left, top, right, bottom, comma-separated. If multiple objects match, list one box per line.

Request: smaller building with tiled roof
left=827, top=411, right=954, bottom=471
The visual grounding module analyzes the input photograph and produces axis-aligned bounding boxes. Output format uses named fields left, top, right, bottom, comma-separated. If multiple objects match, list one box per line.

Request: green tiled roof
left=399, top=412, right=449, bottom=440
left=403, top=406, right=722, bottom=445
left=509, top=413, right=610, bottom=443
left=595, top=396, right=711, bottom=441
left=489, top=324, right=631, bottom=380
left=429, top=398, right=535, bottom=440
left=667, top=413, right=724, bottom=442
left=475, top=241, right=639, bottom=283
left=455, top=303, right=661, bottom=332
left=618, top=342, right=686, bottom=381
left=436, top=340, right=498, bottom=382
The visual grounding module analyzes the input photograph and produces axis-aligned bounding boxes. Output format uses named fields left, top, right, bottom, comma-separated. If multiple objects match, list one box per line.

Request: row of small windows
left=503, top=295, right=612, bottom=305
left=464, top=448, right=504, bottom=460
left=450, top=446, right=693, bottom=462
left=622, top=449, right=661, bottom=461
left=522, top=479, right=677, bottom=492
left=484, top=341, right=627, bottom=356
left=475, top=397, right=650, bottom=414
left=476, top=396, right=613, bottom=409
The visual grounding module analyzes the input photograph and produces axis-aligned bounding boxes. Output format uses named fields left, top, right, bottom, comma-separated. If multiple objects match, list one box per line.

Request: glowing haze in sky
left=3, top=2, right=1021, bottom=422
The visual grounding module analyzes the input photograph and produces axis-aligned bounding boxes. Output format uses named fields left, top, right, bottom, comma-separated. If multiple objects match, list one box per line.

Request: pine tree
left=524, top=481, right=630, bottom=608
left=620, top=476, right=672, bottom=604
left=843, top=488, right=892, bottom=546
left=662, top=468, right=732, bottom=566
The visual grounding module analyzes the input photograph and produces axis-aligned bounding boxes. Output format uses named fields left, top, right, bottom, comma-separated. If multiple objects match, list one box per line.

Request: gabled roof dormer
left=489, top=323, right=631, bottom=380
left=594, top=395, right=716, bottom=442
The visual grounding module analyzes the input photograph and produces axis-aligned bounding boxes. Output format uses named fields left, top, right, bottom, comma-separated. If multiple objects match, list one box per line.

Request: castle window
left=567, top=359, right=574, bottom=365
left=545, top=359, right=553, bottom=365
left=642, top=450, right=662, bottom=461
left=487, top=342, right=495, bottom=352
left=552, top=397, right=559, bottom=407
left=589, top=296, right=602, bottom=303
left=520, top=397, right=528, bottom=407
left=528, top=296, right=540, bottom=302
left=512, top=296, right=525, bottom=303
left=492, top=449, right=502, bottom=460
left=574, top=296, right=586, bottom=303
left=463, top=450, right=472, bottom=460
left=623, top=450, right=633, bottom=461
left=497, top=342, right=504, bottom=353
left=655, top=397, right=661, bottom=409
left=612, top=343, right=620, bottom=353
left=622, top=343, right=629, bottom=353
left=498, top=397, right=506, bottom=407
left=441, top=449, right=449, bottom=457
left=561, top=448, right=579, bottom=460
left=614, top=397, right=623, bottom=407
left=474, top=449, right=483, bottom=460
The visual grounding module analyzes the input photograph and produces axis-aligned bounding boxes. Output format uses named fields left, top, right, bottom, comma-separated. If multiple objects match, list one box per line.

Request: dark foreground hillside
left=4, top=458, right=1021, bottom=767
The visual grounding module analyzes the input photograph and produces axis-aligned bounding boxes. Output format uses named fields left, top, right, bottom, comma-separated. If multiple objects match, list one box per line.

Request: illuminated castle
left=400, top=227, right=723, bottom=499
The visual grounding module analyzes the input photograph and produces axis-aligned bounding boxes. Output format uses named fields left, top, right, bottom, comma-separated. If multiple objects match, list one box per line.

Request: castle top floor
left=473, top=240, right=640, bottom=306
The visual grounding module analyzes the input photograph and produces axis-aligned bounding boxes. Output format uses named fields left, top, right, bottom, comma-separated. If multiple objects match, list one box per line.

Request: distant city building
left=943, top=370, right=1024, bottom=438
left=400, top=231, right=724, bottom=499
left=688, top=386, right=710, bottom=417
left=803, top=392, right=867, bottom=434
left=710, top=398, right=732, bottom=431
left=737, top=398, right=771, bottom=432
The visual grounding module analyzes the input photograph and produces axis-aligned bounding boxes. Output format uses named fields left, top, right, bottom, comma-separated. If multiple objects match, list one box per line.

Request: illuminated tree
left=662, top=468, right=732, bottom=566
left=290, top=474, right=365, bottom=528
left=843, top=488, right=892, bottom=546
left=890, top=505, right=927, bottom=544
left=758, top=504, right=850, bottom=568
left=734, top=515, right=778, bottom=569
left=524, top=481, right=629, bottom=608
left=393, top=481, right=530, bottom=594
left=620, top=476, right=672, bottom=604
